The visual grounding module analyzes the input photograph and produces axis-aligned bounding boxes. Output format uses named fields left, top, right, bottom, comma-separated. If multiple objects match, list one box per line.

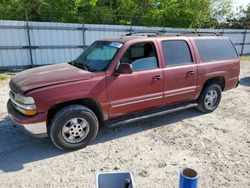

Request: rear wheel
left=196, top=84, right=222, bottom=113
left=49, top=105, right=99, bottom=150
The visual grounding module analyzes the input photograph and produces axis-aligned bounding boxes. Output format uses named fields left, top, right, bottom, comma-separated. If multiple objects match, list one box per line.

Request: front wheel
left=49, top=105, right=99, bottom=150
left=196, top=84, right=222, bottom=113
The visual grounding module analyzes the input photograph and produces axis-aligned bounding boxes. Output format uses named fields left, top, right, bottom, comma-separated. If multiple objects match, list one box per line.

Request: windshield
left=71, top=41, right=123, bottom=72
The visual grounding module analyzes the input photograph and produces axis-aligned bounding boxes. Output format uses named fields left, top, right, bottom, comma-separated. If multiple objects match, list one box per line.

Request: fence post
left=240, top=29, right=247, bottom=56
left=82, top=23, right=86, bottom=50
left=25, top=10, right=34, bottom=67
left=221, top=29, right=224, bottom=36
left=130, top=16, right=133, bottom=34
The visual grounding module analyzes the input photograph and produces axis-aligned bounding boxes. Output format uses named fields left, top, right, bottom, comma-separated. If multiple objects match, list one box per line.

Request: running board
left=104, top=103, right=198, bottom=128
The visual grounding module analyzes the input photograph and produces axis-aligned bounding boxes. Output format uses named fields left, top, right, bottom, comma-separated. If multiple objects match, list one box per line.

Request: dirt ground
left=0, top=62, right=249, bottom=188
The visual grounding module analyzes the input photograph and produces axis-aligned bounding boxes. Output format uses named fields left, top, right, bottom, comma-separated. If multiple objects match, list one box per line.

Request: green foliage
left=0, top=74, right=11, bottom=81
left=211, top=0, right=233, bottom=22
left=235, top=4, right=250, bottom=29
left=0, top=0, right=235, bottom=28
left=219, top=3, right=250, bottom=29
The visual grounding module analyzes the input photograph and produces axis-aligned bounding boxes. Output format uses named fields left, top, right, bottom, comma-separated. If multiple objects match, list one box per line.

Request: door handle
left=153, top=75, right=162, bottom=80
left=187, top=71, right=194, bottom=76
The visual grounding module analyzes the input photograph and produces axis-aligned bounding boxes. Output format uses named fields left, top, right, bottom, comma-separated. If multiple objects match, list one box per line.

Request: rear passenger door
left=161, top=40, right=198, bottom=105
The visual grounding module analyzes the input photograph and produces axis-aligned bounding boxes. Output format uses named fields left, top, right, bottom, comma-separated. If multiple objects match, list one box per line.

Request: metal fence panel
left=0, top=20, right=249, bottom=69
left=244, top=44, right=250, bottom=54
left=0, top=49, right=30, bottom=67
left=244, top=33, right=250, bottom=55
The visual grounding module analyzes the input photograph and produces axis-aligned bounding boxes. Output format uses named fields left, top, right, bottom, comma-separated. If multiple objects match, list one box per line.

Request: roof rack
left=177, top=31, right=223, bottom=36
left=125, top=31, right=164, bottom=37
left=123, top=31, right=223, bottom=37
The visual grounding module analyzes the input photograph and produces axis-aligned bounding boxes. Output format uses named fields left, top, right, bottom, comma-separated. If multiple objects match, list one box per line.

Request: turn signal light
left=16, top=106, right=37, bottom=116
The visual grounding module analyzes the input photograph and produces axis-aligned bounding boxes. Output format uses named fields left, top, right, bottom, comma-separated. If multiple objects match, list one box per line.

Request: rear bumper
left=7, top=100, right=48, bottom=137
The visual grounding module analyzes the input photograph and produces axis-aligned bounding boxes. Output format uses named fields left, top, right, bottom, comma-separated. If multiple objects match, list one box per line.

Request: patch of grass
left=240, top=56, right=250, bottom=61
left=0, top=72, right=13, bottom=81
left=0, top=75, right=8, bottom=81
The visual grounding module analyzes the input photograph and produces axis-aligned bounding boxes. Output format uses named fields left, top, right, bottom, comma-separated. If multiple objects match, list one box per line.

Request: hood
left=10, top=63, right=93, bottom=94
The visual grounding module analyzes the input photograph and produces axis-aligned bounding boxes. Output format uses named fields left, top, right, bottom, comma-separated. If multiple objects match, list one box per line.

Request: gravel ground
left=0, top=62, right=250, bottom=188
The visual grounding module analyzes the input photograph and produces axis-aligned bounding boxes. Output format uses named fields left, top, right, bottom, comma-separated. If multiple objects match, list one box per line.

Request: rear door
left=161, top=39, right=198, bottom=105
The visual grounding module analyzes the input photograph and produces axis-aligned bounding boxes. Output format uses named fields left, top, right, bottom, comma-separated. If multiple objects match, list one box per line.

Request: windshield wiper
left=68, top=61, right=90, bottom=71
left=69, top=61, right=98, bottom=72
left=84, top=64, right=97, bottom=72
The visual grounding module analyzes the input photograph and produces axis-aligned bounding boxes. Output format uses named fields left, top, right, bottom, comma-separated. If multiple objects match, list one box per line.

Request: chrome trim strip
left=9, top=91, right=36, bottom=110
left=112, top=96, right=162, bottom=108
left=164, top=90, right=196, bottom=98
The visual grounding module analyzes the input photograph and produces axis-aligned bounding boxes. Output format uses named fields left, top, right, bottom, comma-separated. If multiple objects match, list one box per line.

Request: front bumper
left=13, top=121, right=48, bottom=138
left=7, top=100, right=48, bottom=138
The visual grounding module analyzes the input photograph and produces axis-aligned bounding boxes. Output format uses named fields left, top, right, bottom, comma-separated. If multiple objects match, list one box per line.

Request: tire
left=49, top=105, right=99, bottom=150
left=196, top=84, right=222, bottom=113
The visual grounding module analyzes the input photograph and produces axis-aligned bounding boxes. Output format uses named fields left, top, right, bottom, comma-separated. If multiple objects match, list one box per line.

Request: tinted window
left=131, top=57, right=158, bottom=71
left=120, top=43, right=158, bottom=71
left=194, top=38, right=238, bottom=62
left=75, top=41, right=122, bottom=71
left=87, top=46, right=117, bottom=60
left=131, top=44, right=145, bottom=58
left=162, top=40, right=192, bottom=66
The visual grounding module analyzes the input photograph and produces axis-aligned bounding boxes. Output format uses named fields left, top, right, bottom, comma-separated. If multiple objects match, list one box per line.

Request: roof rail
left=123, top=31, right=223, bottom=37
left=125, top=31, right=163, bottom=37
left=178, top=31, right=223, bottom=36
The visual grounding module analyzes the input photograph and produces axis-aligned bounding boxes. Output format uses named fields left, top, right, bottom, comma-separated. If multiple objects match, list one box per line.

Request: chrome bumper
left=11, top=118, right=48, bottom=138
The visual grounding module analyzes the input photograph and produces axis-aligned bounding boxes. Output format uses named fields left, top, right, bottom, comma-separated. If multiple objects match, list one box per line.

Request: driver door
left=107, top=42, right=164, bottom=118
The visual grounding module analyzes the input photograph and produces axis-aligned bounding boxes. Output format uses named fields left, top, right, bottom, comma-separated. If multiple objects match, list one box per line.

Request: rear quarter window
left=194, top=38, right=238, bottom=62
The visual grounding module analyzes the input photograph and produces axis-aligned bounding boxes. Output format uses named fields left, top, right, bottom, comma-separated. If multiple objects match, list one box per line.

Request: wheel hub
left=69, top=123, right=83, bottom=136
left=62, top=118, right=90, bottom=144
left=205, top=89, right=218, bottom=109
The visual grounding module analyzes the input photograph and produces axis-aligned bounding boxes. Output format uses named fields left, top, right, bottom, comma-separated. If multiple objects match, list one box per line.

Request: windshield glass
left=72, top=41, right=123, bottom=72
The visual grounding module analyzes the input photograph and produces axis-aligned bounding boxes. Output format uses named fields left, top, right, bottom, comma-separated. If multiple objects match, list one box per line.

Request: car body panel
left=107, top=69, right=164, bottom=118
left=10, top=63, right=93, bottom=94
left=7, top=35, right=240, bottom=136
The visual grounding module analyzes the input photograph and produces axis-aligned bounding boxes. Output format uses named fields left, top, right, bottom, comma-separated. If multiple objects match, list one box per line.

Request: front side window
left=120, top=43, right=158, bottom=72
left=162, top=40, right=193, bottom=66
left=71, top=41, right=123, bottom=72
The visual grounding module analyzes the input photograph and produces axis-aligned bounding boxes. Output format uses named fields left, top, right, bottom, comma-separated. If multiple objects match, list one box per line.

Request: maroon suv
left=7, top=34, right=240, bottom=150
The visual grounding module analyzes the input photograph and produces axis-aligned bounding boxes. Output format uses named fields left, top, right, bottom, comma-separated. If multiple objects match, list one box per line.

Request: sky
left=233, top=0, right=249, bottom=10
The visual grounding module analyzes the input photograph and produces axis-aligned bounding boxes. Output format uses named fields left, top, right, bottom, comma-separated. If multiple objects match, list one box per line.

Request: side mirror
left=116, top=63, right=133, bottom=75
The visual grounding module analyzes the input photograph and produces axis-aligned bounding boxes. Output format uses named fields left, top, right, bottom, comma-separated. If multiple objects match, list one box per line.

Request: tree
left=0, top=0, right=237, bottom=28
left=240, top=4, right=250, bottom=29
left=211, top=0, right=233, bottom=23
left=218, top=3, right=250, bottom=29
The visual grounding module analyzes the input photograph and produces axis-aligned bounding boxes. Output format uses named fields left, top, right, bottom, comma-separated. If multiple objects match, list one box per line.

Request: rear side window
left=194, top=38, right=238, bottom=62
left=162, top=40, right=193, bottom=66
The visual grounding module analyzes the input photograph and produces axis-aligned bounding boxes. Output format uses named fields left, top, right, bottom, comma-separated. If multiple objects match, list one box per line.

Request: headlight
left=9, top=91, right=37, bottom=116
left=15, top=93, right=35, bottom=105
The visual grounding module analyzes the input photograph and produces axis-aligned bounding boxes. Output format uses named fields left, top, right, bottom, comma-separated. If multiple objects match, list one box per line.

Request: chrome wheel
left=62, top=118, right=90, bottom=144
left=204, top=89, right=218, bottom=110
